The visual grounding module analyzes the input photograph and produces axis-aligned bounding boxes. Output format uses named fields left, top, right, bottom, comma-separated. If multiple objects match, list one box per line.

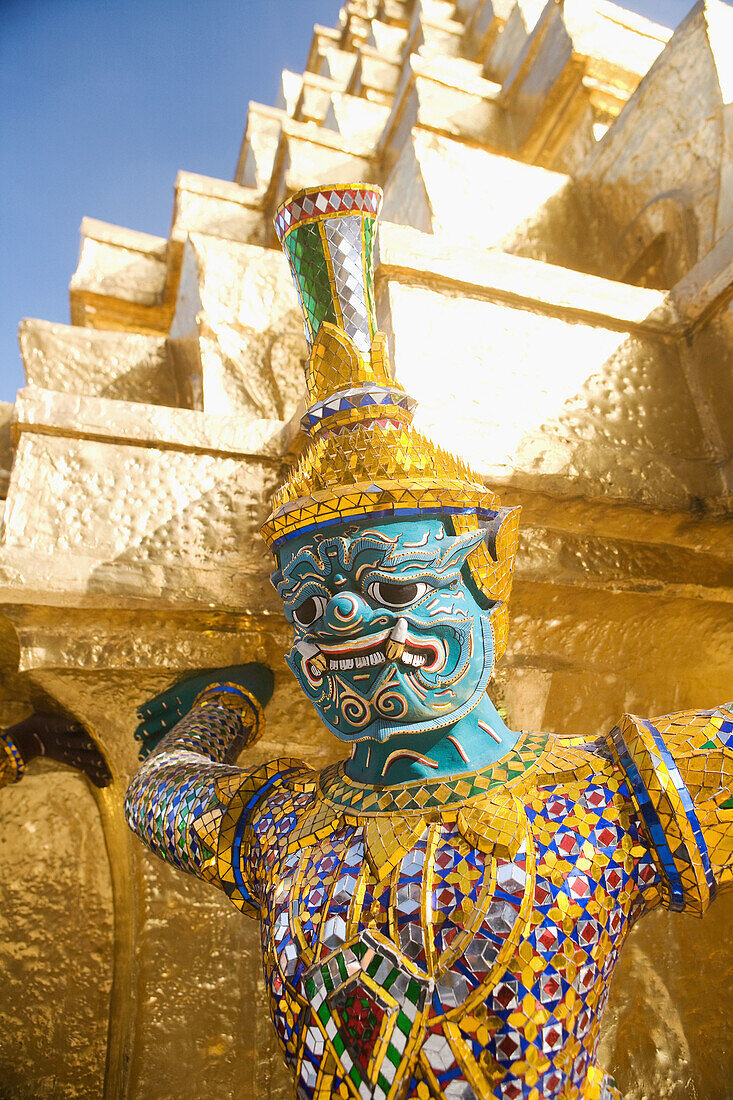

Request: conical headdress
left=262, top=183, right=520, bottom=658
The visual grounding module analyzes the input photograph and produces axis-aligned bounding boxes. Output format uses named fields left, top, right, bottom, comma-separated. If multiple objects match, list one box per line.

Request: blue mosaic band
left=609, top=722, right=685, bottom=910
left=641, top=719, right=716, bottom=899
left=608, top=713, right=719, bottom=915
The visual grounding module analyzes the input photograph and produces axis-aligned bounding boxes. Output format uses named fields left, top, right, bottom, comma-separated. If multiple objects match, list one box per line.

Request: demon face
left=273, top=518, right=496, bottom=743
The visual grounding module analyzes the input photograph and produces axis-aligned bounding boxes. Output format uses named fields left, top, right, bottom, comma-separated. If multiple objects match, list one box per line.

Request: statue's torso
left=237, top=734, right=658, bottom=1100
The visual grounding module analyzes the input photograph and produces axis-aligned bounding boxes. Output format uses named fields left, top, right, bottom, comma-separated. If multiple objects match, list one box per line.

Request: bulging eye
left=292, top=595, right=328, bottom=628
left=366, top=580, right=429, bottom=609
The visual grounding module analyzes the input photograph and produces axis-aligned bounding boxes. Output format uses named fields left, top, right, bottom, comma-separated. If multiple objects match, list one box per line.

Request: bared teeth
left=398, top=649, right=427, bottom=668
left=307, top=634, right=437, bottom=675
left=312, top=636, right=430, bottom=674
left=327, top=649, right=386, bottom=671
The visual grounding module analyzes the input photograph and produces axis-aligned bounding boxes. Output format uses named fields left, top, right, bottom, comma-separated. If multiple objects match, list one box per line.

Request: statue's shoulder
left=530, top=730, right=618, bottom=787
left=215, top=757, right=316, bottom=915
left=605, top=702, right=733, bottom=915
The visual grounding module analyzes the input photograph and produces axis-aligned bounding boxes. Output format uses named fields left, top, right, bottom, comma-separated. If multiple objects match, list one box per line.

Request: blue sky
left=0, top=0, right=704, bottom=403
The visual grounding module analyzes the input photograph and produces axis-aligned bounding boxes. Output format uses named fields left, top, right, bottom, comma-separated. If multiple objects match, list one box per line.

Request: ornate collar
left=318, top=731, right=548, bottom=816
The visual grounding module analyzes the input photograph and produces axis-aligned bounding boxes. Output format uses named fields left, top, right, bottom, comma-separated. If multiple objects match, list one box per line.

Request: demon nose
left=324, top=592, right=365, bottom=631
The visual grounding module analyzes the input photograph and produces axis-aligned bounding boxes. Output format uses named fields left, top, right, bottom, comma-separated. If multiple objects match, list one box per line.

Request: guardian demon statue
left=125, top=185, right=733, bottom=1100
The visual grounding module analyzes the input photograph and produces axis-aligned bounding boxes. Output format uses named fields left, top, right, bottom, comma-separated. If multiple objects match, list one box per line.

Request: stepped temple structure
left=1, top=1, right=732, bottom=1098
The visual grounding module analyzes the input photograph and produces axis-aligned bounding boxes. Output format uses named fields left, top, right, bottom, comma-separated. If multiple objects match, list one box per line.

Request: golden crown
left=261, top=183, right=520, bottom=658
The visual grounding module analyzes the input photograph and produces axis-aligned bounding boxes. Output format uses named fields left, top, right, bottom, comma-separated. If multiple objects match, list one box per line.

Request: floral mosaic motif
left=126, top=704, right=733, bottom=1098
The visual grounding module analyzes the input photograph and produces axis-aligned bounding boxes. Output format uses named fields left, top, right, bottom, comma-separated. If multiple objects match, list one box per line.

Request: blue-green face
left=272, top=518, right=495, bottom=743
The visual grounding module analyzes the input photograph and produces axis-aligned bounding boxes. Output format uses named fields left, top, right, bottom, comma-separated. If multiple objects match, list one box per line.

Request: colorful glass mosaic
left=127, top=697, right=733, bottom=1098
left=125, top=183, right=733, bottom=1099
left=274, top=185, right=380, bottom=357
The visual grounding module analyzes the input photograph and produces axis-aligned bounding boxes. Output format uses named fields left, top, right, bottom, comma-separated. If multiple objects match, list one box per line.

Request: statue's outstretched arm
left=124, top=666, right=274, bottom=886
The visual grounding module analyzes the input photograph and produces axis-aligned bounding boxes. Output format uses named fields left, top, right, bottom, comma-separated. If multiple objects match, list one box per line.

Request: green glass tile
left=382, top=968, right=398, bottom=992
left=396, top=1010, right=411, bottom=1035
left=285, top=222, right=337, bottom=342
left=367, top=956, right=381, bottom=979
left=362, top=216, right=377, bottom=337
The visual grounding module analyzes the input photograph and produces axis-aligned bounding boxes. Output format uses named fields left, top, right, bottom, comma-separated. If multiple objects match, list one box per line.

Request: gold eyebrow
left=401, top=531, right=431, bottom=548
